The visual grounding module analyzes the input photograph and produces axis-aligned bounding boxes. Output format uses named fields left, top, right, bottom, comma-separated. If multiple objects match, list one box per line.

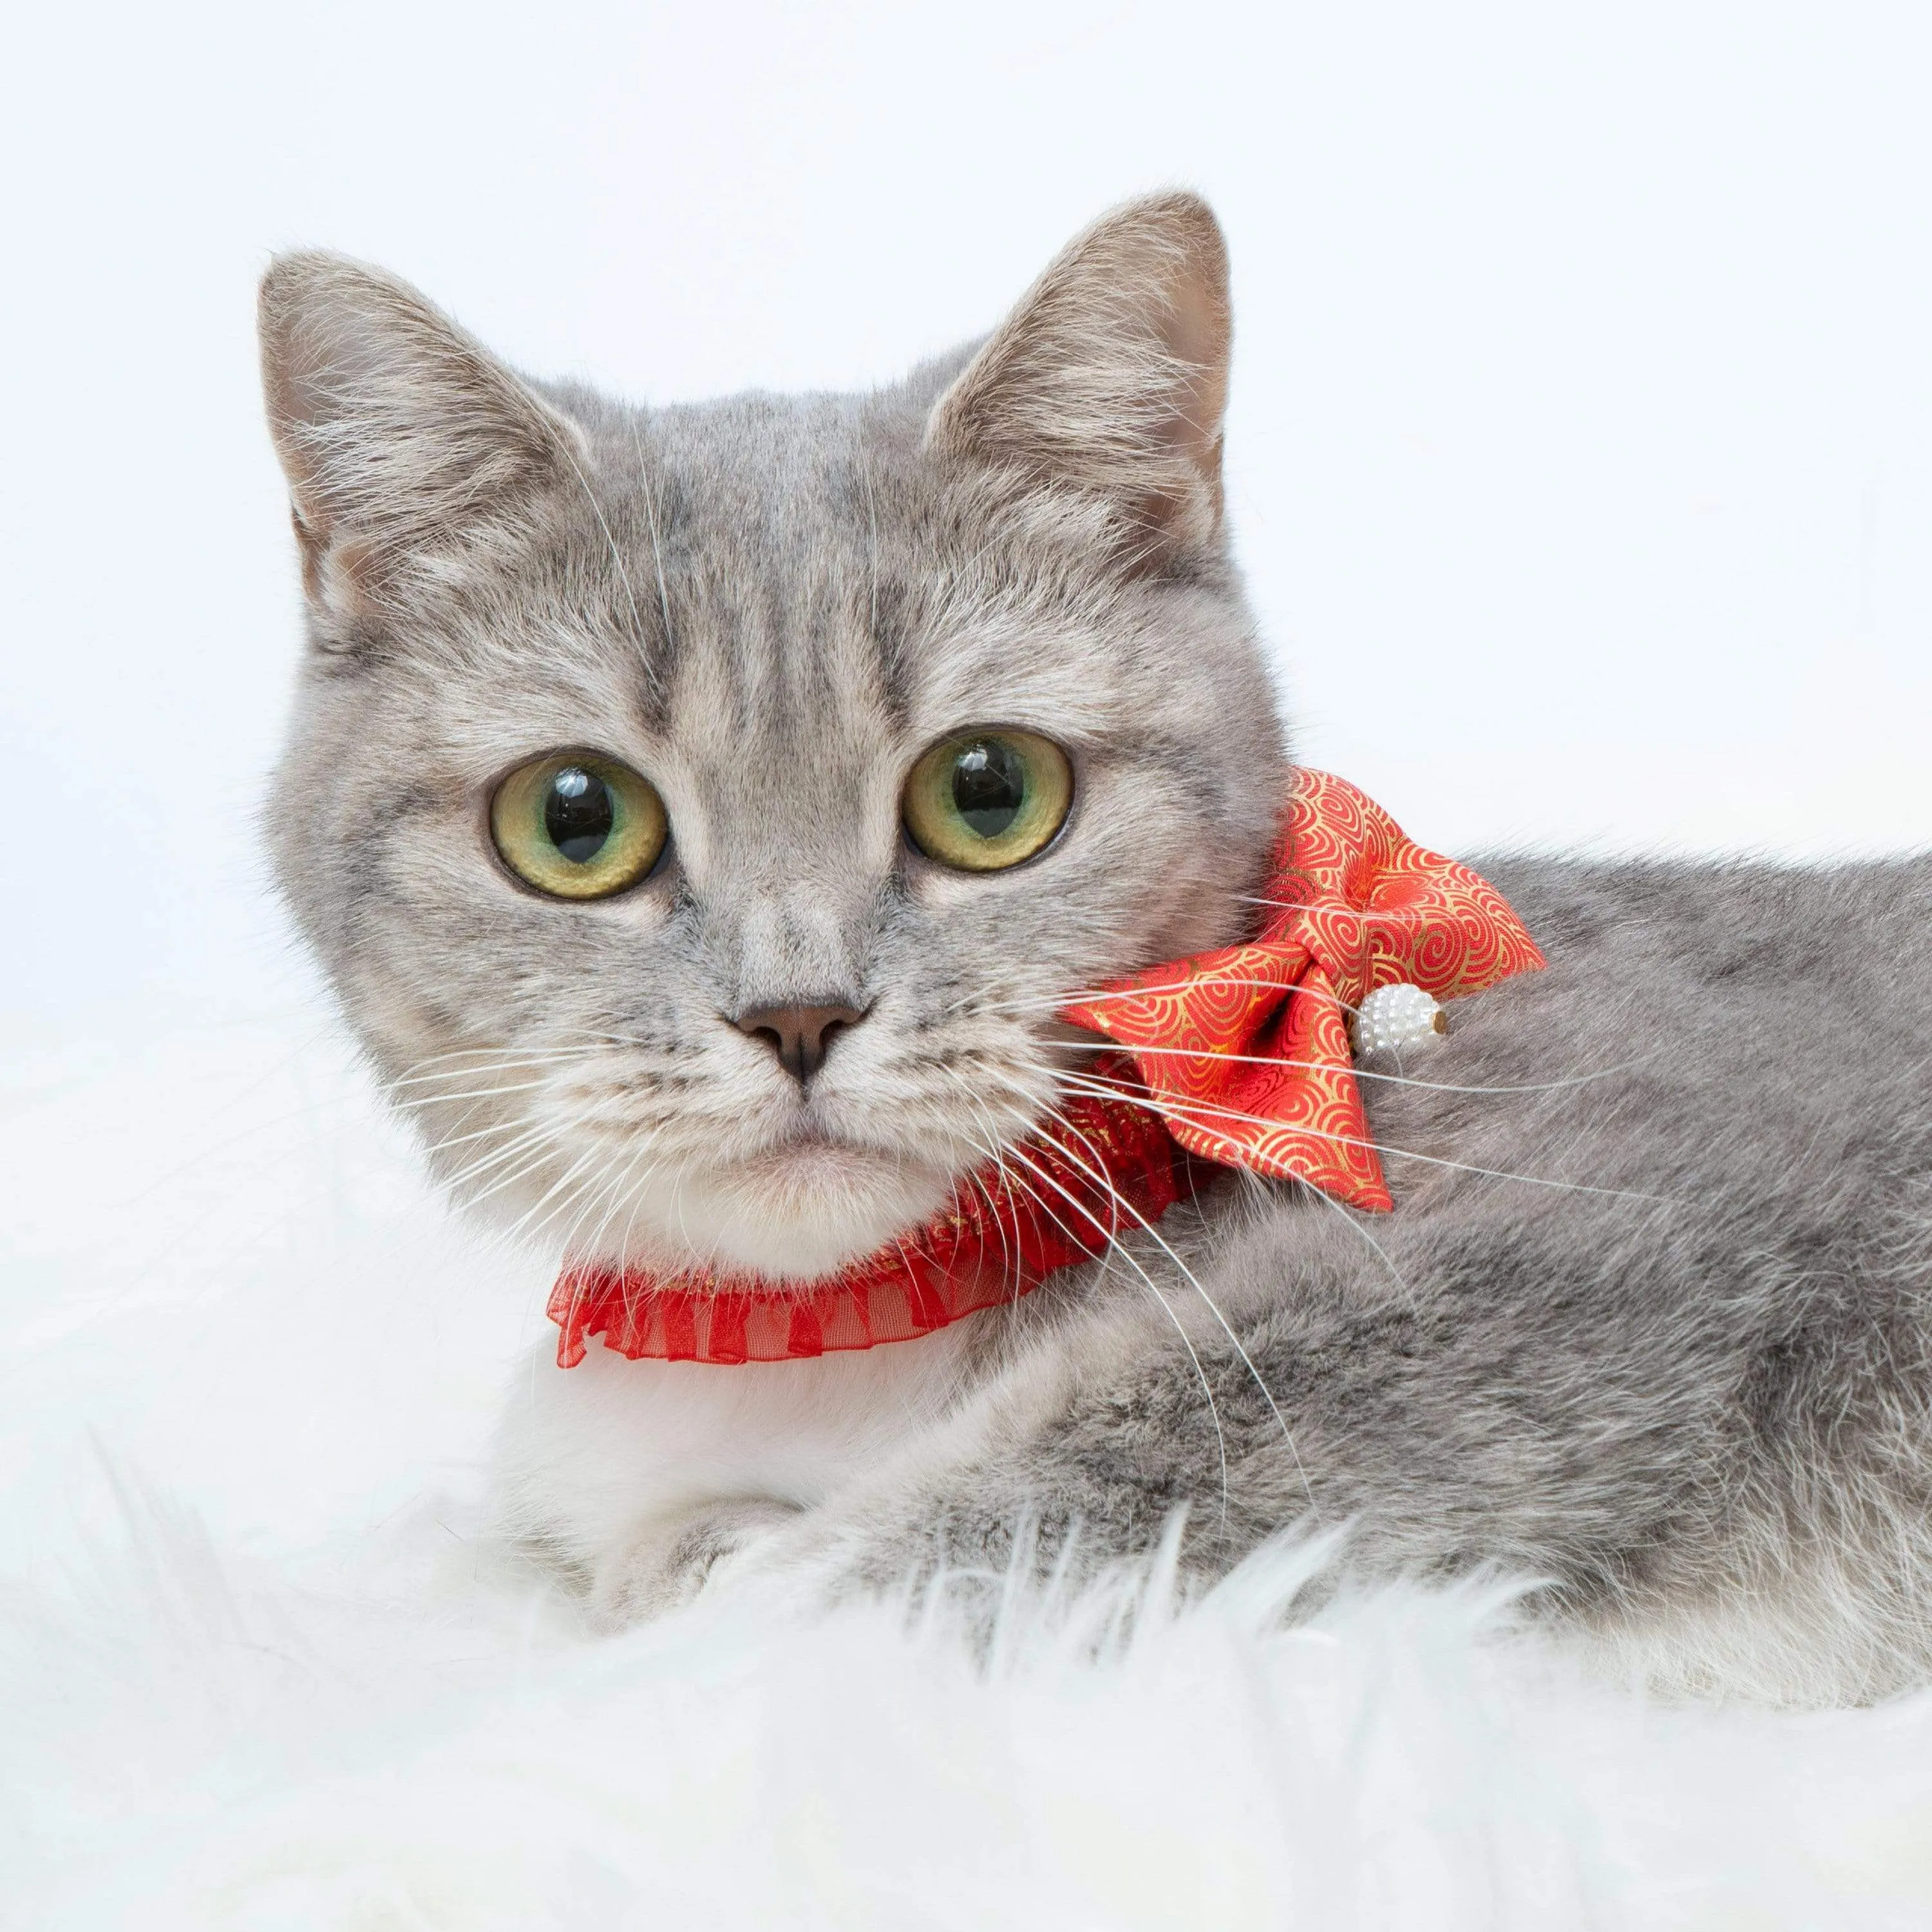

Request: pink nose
left=732, top=1003, right=866, bottom=1085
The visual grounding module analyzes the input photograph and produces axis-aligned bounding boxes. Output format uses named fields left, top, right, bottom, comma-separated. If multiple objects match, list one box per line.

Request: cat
left=258, top=193, right=1932, bottom=1704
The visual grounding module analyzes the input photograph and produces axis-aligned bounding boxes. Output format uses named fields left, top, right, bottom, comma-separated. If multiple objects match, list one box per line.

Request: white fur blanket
left=6, top=1022, right=1932, bottom=1929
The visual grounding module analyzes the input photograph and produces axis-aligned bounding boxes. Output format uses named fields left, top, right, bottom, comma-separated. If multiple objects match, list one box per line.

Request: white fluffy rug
left=8, top=1021, right=1932, bottom=1929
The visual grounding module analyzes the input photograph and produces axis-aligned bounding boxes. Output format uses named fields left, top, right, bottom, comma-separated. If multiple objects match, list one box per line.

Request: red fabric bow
left=549, top=770, right=1542, bottom=1367
left=1063, top=767, right=1546, bottom=1213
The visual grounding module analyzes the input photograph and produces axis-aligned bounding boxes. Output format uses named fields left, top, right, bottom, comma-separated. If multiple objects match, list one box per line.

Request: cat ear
left=927, top=192, right=1232, bottom=571
left=258, top=252, right=581, bottom=615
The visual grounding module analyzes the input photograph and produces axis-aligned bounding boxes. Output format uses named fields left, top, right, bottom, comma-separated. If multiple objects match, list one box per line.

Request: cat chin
left=584, top=1140, right=963, bottom=1283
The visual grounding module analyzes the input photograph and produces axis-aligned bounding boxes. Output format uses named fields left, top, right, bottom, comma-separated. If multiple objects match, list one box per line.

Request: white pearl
left=1351, top=981, right=1446, bottom=1058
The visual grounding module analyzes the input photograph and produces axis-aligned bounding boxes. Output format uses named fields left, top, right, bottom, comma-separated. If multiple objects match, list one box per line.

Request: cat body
left=773, top=853, right=1932, bottom=1705
left=257, top=196, right=1932, bottom=1701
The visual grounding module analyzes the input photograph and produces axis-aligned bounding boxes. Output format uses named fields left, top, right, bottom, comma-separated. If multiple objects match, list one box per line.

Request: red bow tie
left=549, top=770, right=1543, bottom=1367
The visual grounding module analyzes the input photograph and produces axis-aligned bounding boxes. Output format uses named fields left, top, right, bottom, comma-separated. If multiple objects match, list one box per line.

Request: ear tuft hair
left=928, top=193, right=1233, bottom=571
left=258, top=252, right=580, bottom=614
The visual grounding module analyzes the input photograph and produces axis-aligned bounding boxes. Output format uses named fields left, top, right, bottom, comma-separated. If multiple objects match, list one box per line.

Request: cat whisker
left=390, top=1077, right=578, bottom=1113
left=1309, top=1182, right=1421, bottom=1311
left=386, top=1041, right=614, bottom=1083
left=960, top=1121, right=1236, bottom=1530
left=419, top=1115, right=556, bottom=1164
left=943, top=1072, right=1062, bottom=1318
left=440, top=1132, right=578, bottom=1213
left=555, top=1131, right=665, bottom=1278
left=1048, top=1036, right=1665, bottom=1098
left=929, top=1063, right=1240, bottom=1520
left=384, top=1051, right=611, bottom=1097
left=974, top=1067, right=1316, bottom=1514
left=438, top=1106, right=618, bottom=1218
left=426, top=1106, right=562, bottom=1181
left=496, top=1135, right=623, bottom=1251
left=1048, top=1069, right=1681, bottom=1208
left=386, top=1032, right=686, bottom=1106
left=610, top=1151, right=678, bottom=1272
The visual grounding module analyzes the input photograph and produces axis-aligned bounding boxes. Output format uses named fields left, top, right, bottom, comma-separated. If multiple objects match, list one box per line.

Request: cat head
left=258, top=193, right=1288, bottom=1281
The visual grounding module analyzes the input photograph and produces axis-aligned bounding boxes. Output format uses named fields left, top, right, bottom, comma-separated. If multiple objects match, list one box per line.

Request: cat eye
left=489, top=752, right=668, bottom=899
left=902, top=729, right=1074, bottom=872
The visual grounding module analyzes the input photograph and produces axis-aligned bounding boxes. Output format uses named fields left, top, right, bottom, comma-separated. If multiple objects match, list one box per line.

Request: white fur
left=490, top=1322, right=985, bottom=1617
left=10, top=1019, right=1932, bottom=1927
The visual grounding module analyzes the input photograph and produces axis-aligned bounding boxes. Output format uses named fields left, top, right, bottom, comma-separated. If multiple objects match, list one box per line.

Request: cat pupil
left=545, top=768, right=614, bottom=864
left=952, top=741, right=1025, bottom=838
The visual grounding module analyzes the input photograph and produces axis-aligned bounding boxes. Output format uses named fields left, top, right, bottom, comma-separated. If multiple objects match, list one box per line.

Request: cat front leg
left=750, top=1323, right=1162, bottom=1610
left=489, top=1329, right=998, bottom=1624
left=587, top=1496, right=806, bottom=1627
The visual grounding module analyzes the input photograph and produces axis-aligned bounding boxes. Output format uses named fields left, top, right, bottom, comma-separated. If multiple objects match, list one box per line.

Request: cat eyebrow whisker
left=558, top=439, right=647, bottom=649
left=861, top=453, right=881, bottom=655
left=629, top=416, right=677, bottom=667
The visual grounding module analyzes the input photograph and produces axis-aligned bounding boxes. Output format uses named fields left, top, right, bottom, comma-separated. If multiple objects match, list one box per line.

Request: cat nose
left=732, top=1002, right=867, bottom=1086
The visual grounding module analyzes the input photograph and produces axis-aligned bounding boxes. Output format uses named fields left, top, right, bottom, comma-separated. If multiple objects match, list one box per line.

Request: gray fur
left=258, top=195, right=1932, bottom=1703
left=802, top=855, right=1932, bottom=1703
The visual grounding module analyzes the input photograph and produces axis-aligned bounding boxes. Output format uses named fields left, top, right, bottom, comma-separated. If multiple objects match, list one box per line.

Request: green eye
left=489, top=752, right=668, bottom=899
left=902, top=730, right=1074, bottom=871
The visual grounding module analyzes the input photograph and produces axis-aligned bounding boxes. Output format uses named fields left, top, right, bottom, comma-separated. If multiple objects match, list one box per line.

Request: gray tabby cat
left=258, top=194, right=1932, bottom=1705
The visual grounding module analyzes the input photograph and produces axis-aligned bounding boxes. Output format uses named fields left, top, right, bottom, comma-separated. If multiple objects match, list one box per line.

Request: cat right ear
left=927, top=192, right=1233, bottom=574
left=258, top=252, right=580, bottom=618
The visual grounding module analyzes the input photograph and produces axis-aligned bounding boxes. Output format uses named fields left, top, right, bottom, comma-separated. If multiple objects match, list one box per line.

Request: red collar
left=549, top=770, right=1543, bottom=1367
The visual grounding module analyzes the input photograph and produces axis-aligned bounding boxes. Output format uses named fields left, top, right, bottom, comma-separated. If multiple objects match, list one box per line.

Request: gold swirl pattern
left=1062, top=768, right=1545, bottom=1211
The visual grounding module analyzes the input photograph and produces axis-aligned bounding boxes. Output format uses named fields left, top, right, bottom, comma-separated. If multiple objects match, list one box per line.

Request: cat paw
left=587, top=1498, right=803, bottom=1628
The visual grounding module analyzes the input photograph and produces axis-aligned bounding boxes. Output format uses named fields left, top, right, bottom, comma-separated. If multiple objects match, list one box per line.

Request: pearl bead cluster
left=1350, top=981, right=1446, bottom=1059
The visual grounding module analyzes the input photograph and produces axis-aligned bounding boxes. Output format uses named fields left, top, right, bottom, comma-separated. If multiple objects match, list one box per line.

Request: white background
left=3, top=0, right=1929, bottom=1037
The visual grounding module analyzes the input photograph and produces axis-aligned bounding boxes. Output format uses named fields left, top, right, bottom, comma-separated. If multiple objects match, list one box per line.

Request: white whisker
left=976, top=1068, right=1318, bottom=1516
left=1050, top=1070, right=1678, bottom=1208
left=985, top=1132, right=1234, bottom=1529
left=1050, top=1036, right=1663, bottom=1097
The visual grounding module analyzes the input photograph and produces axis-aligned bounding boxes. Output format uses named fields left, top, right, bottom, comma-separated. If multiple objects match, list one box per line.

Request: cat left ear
left=258, top=251, right=581, bottom=618
left=927, top=192, right=1232, bottom=573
